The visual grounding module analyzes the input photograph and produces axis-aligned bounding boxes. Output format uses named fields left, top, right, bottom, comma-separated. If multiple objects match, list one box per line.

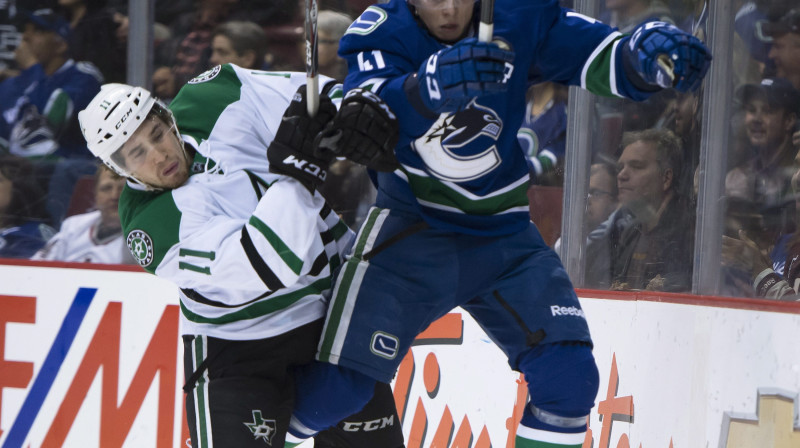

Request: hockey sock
left=290, top=361, right=377, bottom=436
left=515, top=342, right=599, bottom=447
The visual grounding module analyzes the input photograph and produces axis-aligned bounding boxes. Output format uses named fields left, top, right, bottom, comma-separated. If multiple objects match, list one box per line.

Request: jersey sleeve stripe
left=330, top=220, right=350, bottom=241
left=248, top=215, right=304, bottom=275
left=181, top=287, right=272, bottom=308
left=308, top=251, right=329, bottom=277
left=359, top=77, right=387, bottom=93
left=180, top=278, right=331, bottom=325
left=240, top=226, right=285, bottom=291
left=580, top=31, right=623, bottom=98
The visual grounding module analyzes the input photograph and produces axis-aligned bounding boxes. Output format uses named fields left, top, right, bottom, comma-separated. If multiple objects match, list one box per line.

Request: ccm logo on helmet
left=115, top=107, right=133, bottom=130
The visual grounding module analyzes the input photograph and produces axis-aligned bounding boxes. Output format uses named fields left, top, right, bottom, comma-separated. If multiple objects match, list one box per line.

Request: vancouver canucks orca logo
left=413, top=100, right=502, bottom=182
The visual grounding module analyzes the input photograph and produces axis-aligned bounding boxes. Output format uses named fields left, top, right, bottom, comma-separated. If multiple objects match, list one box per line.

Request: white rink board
left=0, top=261, right=799, bottom=448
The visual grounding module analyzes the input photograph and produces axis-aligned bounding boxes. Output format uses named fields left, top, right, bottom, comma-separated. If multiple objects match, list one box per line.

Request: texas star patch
left=126, top=229, right=154, bottom=267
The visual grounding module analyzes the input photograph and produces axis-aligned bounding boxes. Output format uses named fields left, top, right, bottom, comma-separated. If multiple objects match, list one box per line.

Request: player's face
left=616, top=140, right=670, bottom=209
left=586, top=169, right=618, bottom=229
left=414, top=0, right=475, bottom=43
left=768, top=33, right=800, bottom=87
left=95, top=168, right=126, bottom=229
left=116, top=117, right=191, bottom=189
left=744, top=98, right=792, bottom=150
left=0, top=169, right=11, bottom=215
left=210, top=35, right=254, bottom=68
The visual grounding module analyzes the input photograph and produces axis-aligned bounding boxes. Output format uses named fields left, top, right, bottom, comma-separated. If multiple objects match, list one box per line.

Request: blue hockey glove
left=267, top=85, right=337, bottom=192
left=409, top=37, right=515, bottom=115
left=625, top=21, right=711, bottom=92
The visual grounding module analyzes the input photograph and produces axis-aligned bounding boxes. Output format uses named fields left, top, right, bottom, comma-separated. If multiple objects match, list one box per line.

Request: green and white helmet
left=78, top=83, right=177, bottom=188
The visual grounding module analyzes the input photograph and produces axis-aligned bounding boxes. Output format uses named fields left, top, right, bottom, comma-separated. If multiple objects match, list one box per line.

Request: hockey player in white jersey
left=77, top=63, right=402, bottom=448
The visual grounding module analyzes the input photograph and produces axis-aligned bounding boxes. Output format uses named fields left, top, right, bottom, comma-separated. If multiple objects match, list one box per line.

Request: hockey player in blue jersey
left=286, top=0, right=711, bottom=446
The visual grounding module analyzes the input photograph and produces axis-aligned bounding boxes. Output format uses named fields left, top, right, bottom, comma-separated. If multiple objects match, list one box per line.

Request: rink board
left=0, top=260, right=799, bottom=448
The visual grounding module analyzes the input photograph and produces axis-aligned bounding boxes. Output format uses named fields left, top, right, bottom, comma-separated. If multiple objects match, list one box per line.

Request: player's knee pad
left=292, top=361, right=377, bottom=433
left=518, top=342, right=599, bottom=432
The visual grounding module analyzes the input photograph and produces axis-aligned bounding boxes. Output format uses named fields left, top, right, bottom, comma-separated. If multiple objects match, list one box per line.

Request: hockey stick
left=478, top=0, right=495, bottom=42
left=305, top=0, right=319, bottom=116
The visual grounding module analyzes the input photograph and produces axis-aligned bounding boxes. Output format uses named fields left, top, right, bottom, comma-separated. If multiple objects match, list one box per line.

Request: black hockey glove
left=267, top=85, right=337, bottom=192
left=315, top=88, right=400, bottom=172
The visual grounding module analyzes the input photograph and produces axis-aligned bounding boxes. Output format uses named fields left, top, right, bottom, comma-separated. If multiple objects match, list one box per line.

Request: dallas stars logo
left=126, top=229, right=154, bottom=267
left=244, top=410, right=277, bottom=445
left=188, top=65, right=221, bottom=84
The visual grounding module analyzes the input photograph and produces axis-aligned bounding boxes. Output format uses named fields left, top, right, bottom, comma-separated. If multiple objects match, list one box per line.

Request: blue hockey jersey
left=0, top=60, right=102, bottom=159
left=339, top=0, right=657, bottom=236
left=0, top=221, right=55, bottom=258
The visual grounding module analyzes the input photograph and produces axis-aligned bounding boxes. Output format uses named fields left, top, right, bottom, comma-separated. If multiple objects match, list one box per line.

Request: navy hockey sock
left=515, top=343, right=599, bottom=446
left=289, top=361, right=377, bottom=437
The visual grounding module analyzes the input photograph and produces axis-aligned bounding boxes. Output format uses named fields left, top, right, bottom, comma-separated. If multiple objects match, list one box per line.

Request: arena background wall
left=0, top=260, right=798, bottom=448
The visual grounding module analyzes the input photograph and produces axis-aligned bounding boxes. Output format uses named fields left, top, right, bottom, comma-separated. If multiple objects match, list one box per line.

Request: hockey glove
left=315, top=88, right=400, bottom=172
left=267, top=85, right=337, bottom=192
left=408, top=37, right=515, bottom=115
left=624, top=21, right=711, bottom=92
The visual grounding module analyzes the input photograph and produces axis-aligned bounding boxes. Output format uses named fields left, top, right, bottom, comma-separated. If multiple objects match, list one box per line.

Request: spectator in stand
left=317, top=10, right=352, bottom=81
left=763, top=7, right=800, bottom=90
left=719, top=197, right=778, bottom=298
left=725, top=78, right=799, bottom=209
left=721, top=193, right=800, bottom=301
left=554, top=161, right=619, bottom=253
left=0, top=154, right=55, bottom=258
left=585, top=128, right=694, bottom=291
left=657, top=89, right=702, bottom=197
left=59, top=0, right=127, bottom=83
left=586, top=162, right=620, bottom=232
left=0, top=8, right=102, bottom=159
left=0, top=8, right=103, bottom=227
left=163, top=0, right=241, bottom=88
left=151, top=65, right=179, bottom=104
left=601, top=0, right=674, bottom=33
left=209, top=20, right=268, bottom=69
left=517, top=82, right=568, bottom=185
left=32, top=164, right=134, bottom=264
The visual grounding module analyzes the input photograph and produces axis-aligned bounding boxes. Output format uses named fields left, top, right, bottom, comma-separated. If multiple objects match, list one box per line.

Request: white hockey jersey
left=119, top=64, right=353, bottom=340
left=31, top=210, right=135, bottom=264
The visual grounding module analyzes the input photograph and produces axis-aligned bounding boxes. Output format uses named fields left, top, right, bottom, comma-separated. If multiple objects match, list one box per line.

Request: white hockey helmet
left=78, top=83, right=177, bottom=187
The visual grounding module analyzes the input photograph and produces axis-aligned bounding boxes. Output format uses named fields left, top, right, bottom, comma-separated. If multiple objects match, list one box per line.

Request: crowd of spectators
left=0, top=0, right=798, bottom=301
left=516, top=0, right=799, bottom=300
left=0, top=0, right=371, bottom=264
